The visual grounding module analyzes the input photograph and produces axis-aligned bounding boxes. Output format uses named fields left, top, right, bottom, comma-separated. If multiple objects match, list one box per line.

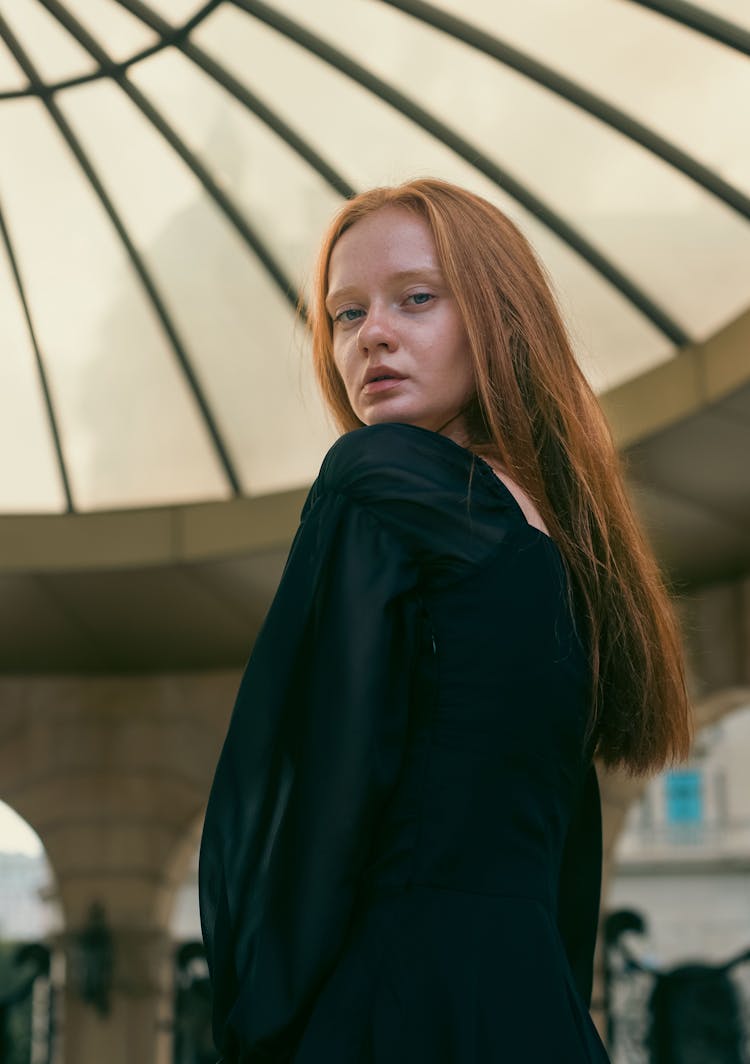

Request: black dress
left=198, top=421, right=611, bottom=1063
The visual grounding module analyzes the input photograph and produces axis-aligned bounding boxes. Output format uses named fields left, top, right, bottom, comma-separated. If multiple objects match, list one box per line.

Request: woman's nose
left=357, top=307, right=396, bottom=353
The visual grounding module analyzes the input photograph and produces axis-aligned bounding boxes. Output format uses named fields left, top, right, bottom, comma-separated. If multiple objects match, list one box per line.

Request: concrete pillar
left=53, top=925, right=173, bottom=1064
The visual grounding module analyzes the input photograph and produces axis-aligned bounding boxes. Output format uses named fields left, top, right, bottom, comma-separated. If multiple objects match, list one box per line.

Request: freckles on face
left=325, top=206, right=475, bottom=436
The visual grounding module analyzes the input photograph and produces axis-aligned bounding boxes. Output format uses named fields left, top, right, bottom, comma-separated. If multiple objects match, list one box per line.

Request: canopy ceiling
left=1, top=0, right=748, bottom=513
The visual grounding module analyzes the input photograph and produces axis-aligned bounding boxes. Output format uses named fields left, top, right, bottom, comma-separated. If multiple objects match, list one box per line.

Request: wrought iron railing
left=604, top=909, right=750, bottom=1063
left=0, top=943, right=53, bottom=1064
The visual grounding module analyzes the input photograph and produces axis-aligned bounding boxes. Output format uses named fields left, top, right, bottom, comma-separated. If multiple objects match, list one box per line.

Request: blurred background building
left=0, top=1, right=749, bottom=1061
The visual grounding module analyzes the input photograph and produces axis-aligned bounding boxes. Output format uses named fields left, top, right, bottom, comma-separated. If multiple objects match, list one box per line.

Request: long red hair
left=306, top=178, right=692, bottom=777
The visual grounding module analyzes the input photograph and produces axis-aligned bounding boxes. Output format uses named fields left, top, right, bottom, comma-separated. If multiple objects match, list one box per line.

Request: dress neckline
left=473, top=457, right=559, bottom=549
left=382, top=422, right=560, bottom=551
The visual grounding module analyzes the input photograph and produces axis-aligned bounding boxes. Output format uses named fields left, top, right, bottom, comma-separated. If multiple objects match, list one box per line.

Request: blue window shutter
left=664, top=770, right=703, bottom=824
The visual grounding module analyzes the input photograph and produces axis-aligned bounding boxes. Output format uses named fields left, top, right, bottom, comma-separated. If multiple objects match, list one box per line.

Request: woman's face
left=326, top=206, right=475, bottom=444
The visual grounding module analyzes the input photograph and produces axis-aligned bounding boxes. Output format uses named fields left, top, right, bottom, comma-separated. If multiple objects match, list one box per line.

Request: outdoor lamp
left=69, top=901, right=113, bottom=1017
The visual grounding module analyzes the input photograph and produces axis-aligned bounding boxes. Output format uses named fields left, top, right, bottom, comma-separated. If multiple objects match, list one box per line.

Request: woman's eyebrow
left=326, top=267, right=444, bottom=309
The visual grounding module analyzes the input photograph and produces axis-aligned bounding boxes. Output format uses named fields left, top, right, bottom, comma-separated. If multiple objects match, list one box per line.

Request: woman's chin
left=360, top=401, right=427, bottom=428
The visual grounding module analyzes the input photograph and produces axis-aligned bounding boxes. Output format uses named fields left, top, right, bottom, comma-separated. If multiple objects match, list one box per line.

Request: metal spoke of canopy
left=625, top=0, right=750, bottom=55
left=381, top=0, right=750, bottom=219
left=0, top=196, right=74, bottom=508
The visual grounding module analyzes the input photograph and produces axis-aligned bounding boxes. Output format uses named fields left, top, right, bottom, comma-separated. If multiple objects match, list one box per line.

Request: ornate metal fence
left=604, top=909, right=750, bottom=1064
left=0, top=943, right=53, bottom=1064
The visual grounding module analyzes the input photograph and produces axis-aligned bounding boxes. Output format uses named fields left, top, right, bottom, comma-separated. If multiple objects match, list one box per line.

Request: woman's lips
left=363, top=376, right=405, bottom=395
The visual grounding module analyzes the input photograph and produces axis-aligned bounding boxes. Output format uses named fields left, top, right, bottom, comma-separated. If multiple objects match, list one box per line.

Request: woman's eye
left=406, top=292, right=434, bottom=306
left=333, top=308, right=364, bottom=324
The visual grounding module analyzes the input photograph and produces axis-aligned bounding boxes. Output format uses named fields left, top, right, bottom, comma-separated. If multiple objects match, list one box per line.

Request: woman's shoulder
left=309, top=422, right=523, bottom=564
left=318, top=422, right=484, bottom=501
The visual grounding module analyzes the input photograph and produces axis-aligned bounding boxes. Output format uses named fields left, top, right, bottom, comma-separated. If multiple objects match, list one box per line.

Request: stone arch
left=599, top=561, right=750, bottom=892
left=599, top=684, right=750, bottom=901
left=0, top=671, right=238, bottom=1064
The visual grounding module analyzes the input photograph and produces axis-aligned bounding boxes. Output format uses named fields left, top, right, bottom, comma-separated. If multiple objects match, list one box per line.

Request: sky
left=0, top=801, right=43, bottom=857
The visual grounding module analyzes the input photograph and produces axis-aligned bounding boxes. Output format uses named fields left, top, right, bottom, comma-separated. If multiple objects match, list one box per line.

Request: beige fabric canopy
left=0, top=0, right=748, bottom=513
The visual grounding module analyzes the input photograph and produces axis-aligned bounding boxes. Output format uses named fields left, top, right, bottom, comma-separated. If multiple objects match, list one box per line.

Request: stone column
left=52, top=925, right=173, bottom=1064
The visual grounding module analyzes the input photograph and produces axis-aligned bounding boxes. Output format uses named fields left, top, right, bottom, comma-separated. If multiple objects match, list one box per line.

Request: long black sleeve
left=198, top=485, right=420, bottom=1062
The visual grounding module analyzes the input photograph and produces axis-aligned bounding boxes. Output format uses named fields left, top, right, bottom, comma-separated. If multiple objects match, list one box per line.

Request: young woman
left=198, top=178, right=692, bottom=1062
